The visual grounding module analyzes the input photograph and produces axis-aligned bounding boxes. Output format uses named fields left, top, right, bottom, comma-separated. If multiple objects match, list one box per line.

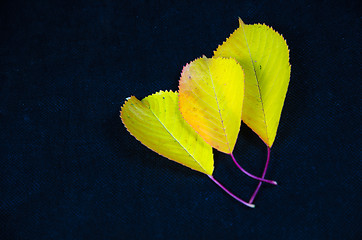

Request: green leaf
left=120, top=90, right=214, bottom=175
left=214, top=18, right=291, bottom=147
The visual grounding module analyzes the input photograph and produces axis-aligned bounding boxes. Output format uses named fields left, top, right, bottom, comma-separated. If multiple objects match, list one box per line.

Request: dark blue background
left=1, top=0, right=360, bottom=239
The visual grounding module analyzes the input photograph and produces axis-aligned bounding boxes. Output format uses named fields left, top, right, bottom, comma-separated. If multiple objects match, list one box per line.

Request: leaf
left=120, top=90, right=214, bottom=175
left=214, top=19, right=291, bottom=147
left=179, top=56, right=244, bottom=154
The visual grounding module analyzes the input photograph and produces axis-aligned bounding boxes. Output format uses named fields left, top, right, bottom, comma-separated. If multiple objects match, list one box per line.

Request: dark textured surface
left=1, top=0, right=361, bottom=239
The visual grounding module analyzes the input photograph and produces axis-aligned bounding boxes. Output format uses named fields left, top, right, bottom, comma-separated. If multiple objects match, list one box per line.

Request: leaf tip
left=121, top=95, right=134, bottom=109
left=238, top=17, right=245, bottom=26
left=120, top=95, right=135, bottom=119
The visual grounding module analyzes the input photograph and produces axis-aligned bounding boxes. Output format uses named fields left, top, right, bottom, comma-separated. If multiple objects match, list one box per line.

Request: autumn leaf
left=179, top=56, right=244, bottom=154
left=179, top=56, right=277, bottom=186
left=120, top=90, right=255, bottom=207
left=214, top=18, right=291, bottom=148
left=214, top=19, right=291, bottom=203
left=120, top=90, right=214, bottom=175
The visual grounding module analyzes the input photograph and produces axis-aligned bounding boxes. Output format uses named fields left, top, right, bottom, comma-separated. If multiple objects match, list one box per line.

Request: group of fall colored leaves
left=121, top=19, right=291, bottom=206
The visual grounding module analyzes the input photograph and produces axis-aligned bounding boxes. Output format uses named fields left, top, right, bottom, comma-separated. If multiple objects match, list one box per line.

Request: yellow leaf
left=179, top=56, right=244, bottom=153
left=120, top=90, right=214, bottom=175
left=214, top=19, right=291, bottom=147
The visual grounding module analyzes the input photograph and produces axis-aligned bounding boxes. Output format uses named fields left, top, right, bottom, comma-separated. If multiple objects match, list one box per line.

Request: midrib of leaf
left=144, top=100, right=208, bottom=173
left=207, top=64, right=231, bottom=153
left=240, top=23, right=269, bottom=145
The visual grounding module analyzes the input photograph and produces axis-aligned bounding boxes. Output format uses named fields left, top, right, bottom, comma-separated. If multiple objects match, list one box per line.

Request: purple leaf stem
left=230, top=153, right=277, bottom=185
left=249, top=146, right=271, bottom=204
left=208, top=175, right=255, bottom=208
